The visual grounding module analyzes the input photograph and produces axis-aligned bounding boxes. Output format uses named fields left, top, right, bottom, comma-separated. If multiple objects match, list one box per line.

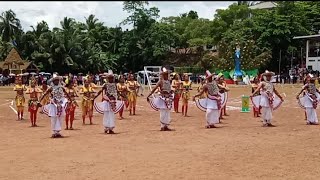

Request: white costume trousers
left=262, top=107, right=272, bottom=124
left=103, top=111, right=115, bottom=130
left=306, top=107, right=318, bottom=124
left=206, top=109, right=220, bottom=125
left=50, top=116, right=63, bottom=134
left=160, top=109, right=171, bottom=128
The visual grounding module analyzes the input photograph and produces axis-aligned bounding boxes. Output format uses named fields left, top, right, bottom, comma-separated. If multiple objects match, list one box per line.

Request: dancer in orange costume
left=171, top=73, right=182, bottom=113
left=65, top=81, right=79, bottom=130
left=88, top=75, right=98, bottom=90
left=197, top=79, right=208, bottom=99
left=26, top=77, right=42, bottom=126
left=181, top=74, right=192, bottom=117
left=79, top=78, right=95, bottom=125
left=126, top=74, right=140, bottom=115
left=117, top=75, right=128, bottom=119
left=40, top=81, right=50, bottom=113
left=251, top=77, right=261, bottom=117
left=13, top=75, right=27, bottom=120
left=217, top=74, right=229, bottom=119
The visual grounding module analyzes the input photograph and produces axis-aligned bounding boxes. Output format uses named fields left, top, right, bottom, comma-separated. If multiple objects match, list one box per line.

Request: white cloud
left=0, top=1, right=233, bottom=31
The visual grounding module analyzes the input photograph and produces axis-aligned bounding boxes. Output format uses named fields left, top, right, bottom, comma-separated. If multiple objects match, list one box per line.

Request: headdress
left=107, top=70, right=114, bottom=77
left=205, top=70, right=215, bottom=79
left=261, top=70, right=275, bottom=77
left=161, top=67, right=169, bottom=75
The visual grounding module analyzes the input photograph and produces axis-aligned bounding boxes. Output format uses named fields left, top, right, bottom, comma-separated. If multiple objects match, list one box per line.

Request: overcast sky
left=0, top=1, right=234, bottom=31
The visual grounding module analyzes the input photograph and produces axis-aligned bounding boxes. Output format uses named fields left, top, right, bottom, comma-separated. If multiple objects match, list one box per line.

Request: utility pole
left=279, top=49, right=281, bottom=75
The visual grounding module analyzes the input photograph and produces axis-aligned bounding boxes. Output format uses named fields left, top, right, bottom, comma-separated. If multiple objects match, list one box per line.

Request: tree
left=0, top=9, right=22, bottom=42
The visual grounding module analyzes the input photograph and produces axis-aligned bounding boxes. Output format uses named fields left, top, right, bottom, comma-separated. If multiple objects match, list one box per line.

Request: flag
left=12, top=40, right=17, bottom=47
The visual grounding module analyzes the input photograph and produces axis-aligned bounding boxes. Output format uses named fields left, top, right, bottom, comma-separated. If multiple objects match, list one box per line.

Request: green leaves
left=0, top=2, right=320, bottom=74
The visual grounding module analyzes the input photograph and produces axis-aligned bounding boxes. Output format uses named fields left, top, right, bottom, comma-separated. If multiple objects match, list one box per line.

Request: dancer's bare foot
left=267, top=123, right=276, bottom=127
left=164, top=126, right=172, bottom=131
left=65, top=127, right=69, bottom=130
left=205, top=125, right=211, bottom=129
left=109, top=130, right=115, bottom=134
left=69, top=127, right=74, bottom=130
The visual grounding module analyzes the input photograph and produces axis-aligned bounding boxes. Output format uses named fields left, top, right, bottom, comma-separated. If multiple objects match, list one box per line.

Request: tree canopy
left=0, top=1, right=318, bottom=74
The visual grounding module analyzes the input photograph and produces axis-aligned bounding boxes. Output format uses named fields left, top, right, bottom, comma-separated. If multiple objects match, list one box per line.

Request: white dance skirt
left=250, top=93, right=282, bottom=110
left=42, top=98, right=68, bottom=117
left=149, top=95, right=173, bottom=111
left=195, top=92, right=228, bottom=112
left=94, top=100, right=124, bottom=114
left=297, top=92, right=320, bottom=109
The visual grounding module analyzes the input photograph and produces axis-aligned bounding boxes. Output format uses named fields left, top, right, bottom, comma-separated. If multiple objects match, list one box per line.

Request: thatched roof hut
left=3, top=48, right=25, bottom=65
left=0, top=48, right=39, bottom=75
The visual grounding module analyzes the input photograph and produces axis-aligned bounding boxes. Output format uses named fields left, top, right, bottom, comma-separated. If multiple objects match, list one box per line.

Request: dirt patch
left=0, top=84, right=319, bottom=180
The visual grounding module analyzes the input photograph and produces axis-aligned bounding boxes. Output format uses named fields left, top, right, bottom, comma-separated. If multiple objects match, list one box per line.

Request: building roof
left=249, top=2, right=278, bottom=10
left=3, top=48, right=25, bottom=65
left=293, top=34, right=320, bottom=40
left=0, top=60, right=38, bottom=71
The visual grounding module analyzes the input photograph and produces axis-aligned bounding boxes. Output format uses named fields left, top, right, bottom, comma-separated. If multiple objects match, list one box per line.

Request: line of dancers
left=13, top=67, right=318, bottom=138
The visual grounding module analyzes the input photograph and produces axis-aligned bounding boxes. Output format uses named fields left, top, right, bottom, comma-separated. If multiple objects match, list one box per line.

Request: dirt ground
left=1, top=84, right=320, bottom=180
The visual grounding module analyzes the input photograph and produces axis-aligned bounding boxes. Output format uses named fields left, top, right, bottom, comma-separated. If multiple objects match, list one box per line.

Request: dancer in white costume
left=193, top=70, right=229, bottom=128
left=251, top=70, right=284, bottom=127
left=147, top=67, right=174, bottom=131
left=94, top=70, right=125, bottom=134
left=296, top=74, right=320, bottom=125
left=40, top=74, right=71, bottom=138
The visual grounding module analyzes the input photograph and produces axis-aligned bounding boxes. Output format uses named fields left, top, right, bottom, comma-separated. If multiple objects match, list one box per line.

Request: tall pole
left=317, top=48, right=319, bottom=74
left=279, top=49, right=281, bottom=75
left=300, top=47, right=303, bottom=68
left=291, top=50, right=293, bottom=70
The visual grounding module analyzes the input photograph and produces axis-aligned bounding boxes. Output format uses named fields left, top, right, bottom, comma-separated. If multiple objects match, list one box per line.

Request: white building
left=248, top=1, right=278, bottom=10
left=293, top=34, right=320, bottom=71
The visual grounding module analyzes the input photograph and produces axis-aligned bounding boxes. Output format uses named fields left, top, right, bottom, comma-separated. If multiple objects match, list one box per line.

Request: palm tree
left=0, top=10, right=22, bottom=42
left=85, top=14, right=103, bottom=31
left=31, top=21, right=49, bottom=38
left=106, top=27, right=123, bottom=53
